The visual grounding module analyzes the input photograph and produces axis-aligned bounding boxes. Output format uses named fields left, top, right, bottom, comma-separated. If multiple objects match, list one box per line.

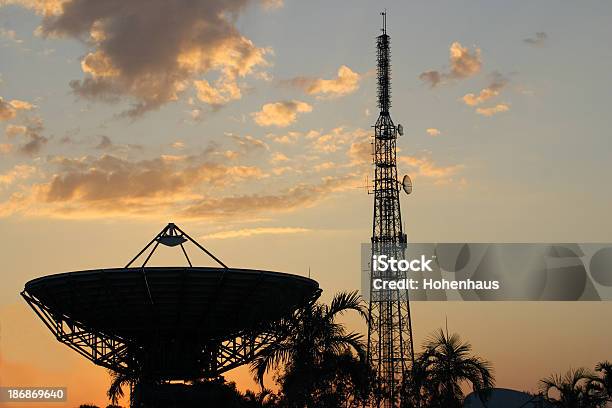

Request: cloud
left=523, top=32, right=547, bottom=46
left=0, top=125, right=347, bottom=219
left=261, top=0, right=283, bottom=9
left=419, top=71, right=442, bottom=88
left=426, top=128, right=441, bottom=137
left=267, top=131, right=301, bottom=144
left=398, top=155, right=463, bottom=180
left=0, top=28, right=24, bottom=43
left=270, top=152, right=289, bottom=164
left=230, top=134, right=268, bottom=152
left=8, top=99, right=34, bottom=110
left=202, top=226, right=309, bottom=240
left=5, top=117, right=48, bottom=155
left=0, top=164, right=36, bottom=187
left=313, top=161, right=338, bottom=172
left=347, top=139, right=371, bottom=165
left=5, top=124, right=28, bottom=137
left=420, top=42, right=482, bottom=87
left=448, top=42, right=482, bottom=78
left=194, top=77, right=241, bottom=107
left=285, top=65, right=361, bottom=98
left=0, top=0, right=65, bottom=15
left=0, top=162, right=357, bottom=219
left=95, top=135, right=113, bottom=150
left=0, top=97, right=34, bottom=120
left=310, top=127, right=369, bottom=154
left=0, top=100, right=15, bottom=120
left=271, top=166, right=291, bottom=175
left=475, top=103, right=510, bottom=117
left=180, top=174, right=356, bottom=218
left=172, top=141, right=186, bottom=149
left=252, top=100, right=312, bottom=127
left=16, top=0, right=272, bottom=116
left=91, top=134, right=144, bottom=153
left=12, top=153, right=266, bottom=216
left=462, top=71, right=508, bottom=106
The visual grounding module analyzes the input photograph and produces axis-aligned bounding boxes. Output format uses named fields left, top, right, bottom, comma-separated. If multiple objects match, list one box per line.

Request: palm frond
left=326, top=291, right=368, bottom=321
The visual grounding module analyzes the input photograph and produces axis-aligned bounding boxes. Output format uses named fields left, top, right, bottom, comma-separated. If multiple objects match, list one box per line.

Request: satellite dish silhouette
left=401, top=174, right=412, bottom=195
left=397, top=124, right=404, bottom=136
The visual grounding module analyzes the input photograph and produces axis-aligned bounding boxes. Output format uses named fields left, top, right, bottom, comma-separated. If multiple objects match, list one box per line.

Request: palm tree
left=107, top=370, right=133, bottom=405
left=242, top=388, right=279, bottom=407
left=402, top=329, right=494, bottom=408
left=540, top=367, right=603, bottom=408
left=595, top=361, right=612, bottom=402
left=250, top=290, right=370, bottom=407
left=401, top=346, right=435, bottom=407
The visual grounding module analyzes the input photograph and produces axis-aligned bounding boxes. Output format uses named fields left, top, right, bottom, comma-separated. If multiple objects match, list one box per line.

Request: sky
left=0, top=0, right=611, bottom=406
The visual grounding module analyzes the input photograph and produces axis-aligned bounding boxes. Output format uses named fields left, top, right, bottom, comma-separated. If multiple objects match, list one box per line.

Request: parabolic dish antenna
left=21, top=223, right=320, bottom=383
left=397, top=124, right=404, bottom=136
left=401, top=174, right=412, bottom=195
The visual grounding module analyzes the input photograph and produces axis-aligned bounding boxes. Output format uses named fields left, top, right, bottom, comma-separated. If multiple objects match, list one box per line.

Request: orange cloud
left=420, top=42, right=482, bottom=87
left=4, top=117, right=48, bottom=155
left=202, top=226, right=309, bottom=240
left=286, top=65, right=361, bottom=98
left=5, top=124, right=27, bottom=137
left=398, top=155, right=463, bottom=180
left=8, top=99, right=34, bottom=110
left=267, top=131, right=301, bottom=144
left=0, top=164, right=36, bottom=187
left=1, top=0, right=66, bottom=16
left=41, top=155, right=263, bottom=204
left=0, top=97, right=34, bottom=120
left=476, top=103, right=510, bottom=117
left=180, top=174, right=357, bottom=219
left=17, top=0, right=271, bottom=116
left=0, top=149, right=272, bottom=219
left=261, top=0, right=284, bottom=9
left=462, top=72, right=508, bottom=106
left=230, top=134, right=269, bottom=152
left=0, top=134, right=365, bottom=220
left=347, top=139, right=372, bottom=165
left=194, top=77, right=242, bottom=106
left=270, top=152, right=289, bottom=164
left=426, top=128, right=441, bottom=137
left=449, top=42, right=482, bottom=78
left=310, top=127, right=369, bottom=154
left=252, top=100, right=312, bottom=127
left=313, top=161, right=338, bottom=172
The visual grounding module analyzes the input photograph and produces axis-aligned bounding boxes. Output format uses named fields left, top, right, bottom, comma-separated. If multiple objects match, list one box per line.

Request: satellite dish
left=397, top=124, right=404, bottom=136
left=401, top=175, right=412, bottom=195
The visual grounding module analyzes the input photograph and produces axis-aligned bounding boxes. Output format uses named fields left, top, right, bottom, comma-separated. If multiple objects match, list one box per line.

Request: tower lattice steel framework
left=366, top=12, right=415, bottom=408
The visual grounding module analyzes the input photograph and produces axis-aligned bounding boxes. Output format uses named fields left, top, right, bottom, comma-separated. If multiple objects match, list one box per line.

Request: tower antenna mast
left=366, top=11, right=415, bottom=407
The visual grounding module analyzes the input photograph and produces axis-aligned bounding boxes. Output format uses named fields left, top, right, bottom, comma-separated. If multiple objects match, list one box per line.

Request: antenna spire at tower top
left=381, top=10, right=387, bottom=35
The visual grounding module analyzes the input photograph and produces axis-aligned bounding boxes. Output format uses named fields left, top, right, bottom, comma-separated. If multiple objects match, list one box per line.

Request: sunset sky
left=1, top=0, right=612, bottom=406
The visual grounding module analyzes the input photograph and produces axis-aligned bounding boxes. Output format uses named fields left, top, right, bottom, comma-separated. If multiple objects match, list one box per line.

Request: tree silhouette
left=401, top=329, right=494, bottom=408
left=595, top=361, right=612, bottom=402
left=540, top=367, right=604, bottom=407
left=251, top=290, right=370, bottom=407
